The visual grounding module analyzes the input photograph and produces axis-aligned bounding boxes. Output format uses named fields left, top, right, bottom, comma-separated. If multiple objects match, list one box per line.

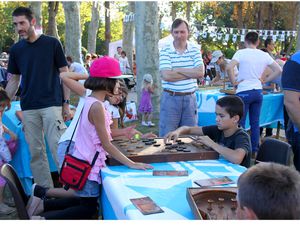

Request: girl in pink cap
left=70, top=56, right=153, bottom=201
left=25, top=57, right=153, bottom=219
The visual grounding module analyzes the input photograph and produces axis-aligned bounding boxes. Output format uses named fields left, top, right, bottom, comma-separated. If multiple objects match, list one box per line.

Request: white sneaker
left=141, top=121, right=148, bottom=126
left=26, top=196, right=42, bottom=217
left=0, top=202, right=16, bottom=215
left=148, top=121, right=155, bottom=127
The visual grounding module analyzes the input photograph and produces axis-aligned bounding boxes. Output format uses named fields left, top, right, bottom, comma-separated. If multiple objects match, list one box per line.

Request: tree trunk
left=63, top=2, right=82, bottom=63
left=237, top=2, right=243, bottom=29
left=87, top=1, right=101, bottom=54
left=255, top=2, right=264, bottom=29
left=104, top=1, right=111, bottom=55
left=236, top=2, right=244, bottom=48
left=243, top=2, right=251, bottom=29
left=171, top=2, right=177, bottom=21
left=295, top=2, right=300, bottom=51
left=267, top=2, right=274, bottom=30
left=254, top=3, right=259, bottom=28
left=288, top=2, right=300, bottom=53
left=186, top=2, right=191, bottom=22
left=122, top=1, right=135, bottom=71
left=30, top=2, right=42, bottom=33
left=135, top=2, right=160, bottom=119
left=158, top=13, right=163, bottom=39
left=46, top=2, right=60, bottom=39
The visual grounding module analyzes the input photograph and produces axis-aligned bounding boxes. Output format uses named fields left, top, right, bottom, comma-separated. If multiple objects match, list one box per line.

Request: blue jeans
left=159, top=91, right=197, bottom=137
left=236, top=89, right=263, bottom=153
left=286, top=120, right=300, bottom=172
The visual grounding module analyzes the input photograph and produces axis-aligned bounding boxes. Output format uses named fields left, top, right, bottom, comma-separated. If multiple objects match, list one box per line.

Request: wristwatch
left=63, top=99, right=70, bottom=104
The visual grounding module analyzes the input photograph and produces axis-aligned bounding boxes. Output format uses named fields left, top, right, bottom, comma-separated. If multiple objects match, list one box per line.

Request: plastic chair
left=0, top=163, right=30, bottom=219
left=256, top=137, right=292, bottom=166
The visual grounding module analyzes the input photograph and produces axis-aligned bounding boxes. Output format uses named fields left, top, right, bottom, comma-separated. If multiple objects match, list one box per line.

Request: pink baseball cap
left=90, top=56, right=131, bottom=79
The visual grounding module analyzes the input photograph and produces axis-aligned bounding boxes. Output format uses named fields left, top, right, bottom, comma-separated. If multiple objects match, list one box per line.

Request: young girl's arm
left=112, top=126, right=157, bottom=140
left=196, top=136, right=246, bottom=165
left=89, top=102, right=153, bottom=170
left=148, top=84, right=156, bottom=93
left=111, top=118, right=119, bottom=129
left=60, top=72, right=89, bottom=97
left=3, top=125, right=17, bottom=140
left=164, top=126, right=204, bottom=143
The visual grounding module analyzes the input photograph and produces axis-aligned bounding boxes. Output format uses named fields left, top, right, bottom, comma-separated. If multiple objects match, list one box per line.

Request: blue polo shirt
left=8, top=34, right=67, bottom=111
left=281, top=51, right=300, bottom=131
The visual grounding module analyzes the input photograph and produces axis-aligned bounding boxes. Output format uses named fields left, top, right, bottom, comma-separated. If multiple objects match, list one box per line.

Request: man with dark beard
left=6, top=7, right=70, bottom=188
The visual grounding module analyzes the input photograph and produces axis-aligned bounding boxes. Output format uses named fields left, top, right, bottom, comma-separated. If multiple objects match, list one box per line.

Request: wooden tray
left=186, top=187, right=238, bottom=220
left=219, top=89, right=236, bottom=95
left=107, top=137, right=219, bottom=166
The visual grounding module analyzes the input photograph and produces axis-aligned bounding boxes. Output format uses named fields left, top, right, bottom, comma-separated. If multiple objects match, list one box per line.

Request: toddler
left=138, top=74, right=155, bottom=126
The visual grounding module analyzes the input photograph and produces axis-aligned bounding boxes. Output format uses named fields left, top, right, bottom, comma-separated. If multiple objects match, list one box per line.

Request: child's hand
left=259, top=77, right=265, bottom=85
left=124, top=125, right=142, bottom=139
left=232, top=79, right=244, bottom=89
left=62, top=104, right=72, bottom=122
left=164, top=131, right=179, bottom=144
left=141, top=132, right=157, bottom=138
left=196, top=136, right=215, bottom=148
left=10, top=132, right=17, bottom=141
left=128, top=162, right=153, bottom=170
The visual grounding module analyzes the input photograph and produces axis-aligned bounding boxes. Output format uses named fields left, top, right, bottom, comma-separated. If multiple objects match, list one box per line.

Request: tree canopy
left=0, top=1, right=299, bottom=56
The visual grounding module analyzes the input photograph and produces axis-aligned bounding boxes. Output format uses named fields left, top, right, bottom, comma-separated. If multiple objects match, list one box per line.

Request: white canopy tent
left=108, top=34, right=174, bottom=57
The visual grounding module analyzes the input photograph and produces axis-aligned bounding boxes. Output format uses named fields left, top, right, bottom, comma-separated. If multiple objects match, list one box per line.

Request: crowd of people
left=0, top=6, right=300, bottom=220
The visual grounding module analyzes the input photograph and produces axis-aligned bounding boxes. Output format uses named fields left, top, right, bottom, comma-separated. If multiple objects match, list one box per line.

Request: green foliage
left=79, top=1, right=93, bottom=36
left=81, top=21, right=89, bottom=52
left=1, top=1, right=298, bottom=56
left=223, top=48, right=236, bottom=59
left=193, top=1, right=299, bottom=54
left=161, top=30, right=170, bottom=39
left=98, top=11, right=124, bottom=43
left=0, top=1, right=28, bottom=51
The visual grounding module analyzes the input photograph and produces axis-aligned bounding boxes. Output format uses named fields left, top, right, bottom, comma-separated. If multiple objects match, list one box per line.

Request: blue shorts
left=58, top=140, right=100, bottom=197
left=75, top=180, right=100, bottom=198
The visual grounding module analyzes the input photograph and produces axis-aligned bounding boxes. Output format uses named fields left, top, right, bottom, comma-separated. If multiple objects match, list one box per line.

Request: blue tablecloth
left=101, top=159, right=246, bottom=220
left=196, top=90, right=284, bottom=130
left=2, top=101, right=57, bottom=194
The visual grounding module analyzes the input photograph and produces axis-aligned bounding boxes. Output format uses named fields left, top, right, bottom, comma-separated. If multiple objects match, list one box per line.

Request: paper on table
left=153, top=170, right=188, bottom=176
left=194, top=176, right=234, bottom=187
left=130, top=197, right=164, bottom=215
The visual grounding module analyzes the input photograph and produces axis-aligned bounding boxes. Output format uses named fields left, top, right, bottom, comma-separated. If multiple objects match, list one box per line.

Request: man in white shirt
left=159, top=18, right=204, bottom=136
left=114, top=46, right=122, bottom=60
left=66, top=56, right=88, bottom=75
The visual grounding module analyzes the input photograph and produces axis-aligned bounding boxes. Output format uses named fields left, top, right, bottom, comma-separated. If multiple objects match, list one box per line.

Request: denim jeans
left=286, top=120, right=300, bottom=172
left=236, top=89, right=263, bottom=153
left=159, top=91, right=197, bottom=137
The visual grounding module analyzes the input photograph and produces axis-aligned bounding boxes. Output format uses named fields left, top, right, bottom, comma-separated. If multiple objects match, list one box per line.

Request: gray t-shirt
left=202, top=125, right=251, bottom=167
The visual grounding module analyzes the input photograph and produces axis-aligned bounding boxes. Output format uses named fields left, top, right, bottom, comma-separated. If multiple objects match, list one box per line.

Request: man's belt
left=163, top=89, right=195, bottom=96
